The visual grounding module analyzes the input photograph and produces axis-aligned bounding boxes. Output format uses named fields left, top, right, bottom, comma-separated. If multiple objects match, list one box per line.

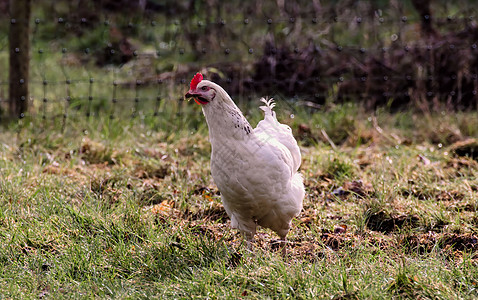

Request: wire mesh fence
left=0, top=0, right=477, bottom=130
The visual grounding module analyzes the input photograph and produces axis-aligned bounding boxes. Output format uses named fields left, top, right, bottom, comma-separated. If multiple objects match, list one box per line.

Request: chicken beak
left=185, top=91, right=194, bottom=101
left=185, top=91, right=199, bottom=105
left=185, top=91, right=208, bottom=105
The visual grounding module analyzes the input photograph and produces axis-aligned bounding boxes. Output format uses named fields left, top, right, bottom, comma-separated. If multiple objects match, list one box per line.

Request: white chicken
left=185, top=73, right=305, bottom=253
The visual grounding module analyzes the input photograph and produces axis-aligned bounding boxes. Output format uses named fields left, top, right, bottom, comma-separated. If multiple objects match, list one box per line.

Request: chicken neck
left=201, top=98, right=253, bottom=144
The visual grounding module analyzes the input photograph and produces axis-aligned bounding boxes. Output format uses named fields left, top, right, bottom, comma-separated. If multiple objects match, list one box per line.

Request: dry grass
left=0, top=106, right=477, bottom=298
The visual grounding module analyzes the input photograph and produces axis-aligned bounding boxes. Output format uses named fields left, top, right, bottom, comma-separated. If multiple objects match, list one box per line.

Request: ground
left=0, top=106, right=477, bottom=298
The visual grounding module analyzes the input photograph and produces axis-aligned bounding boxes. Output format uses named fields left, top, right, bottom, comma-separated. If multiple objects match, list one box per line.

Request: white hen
left=185, top=73, right=305, bottom=253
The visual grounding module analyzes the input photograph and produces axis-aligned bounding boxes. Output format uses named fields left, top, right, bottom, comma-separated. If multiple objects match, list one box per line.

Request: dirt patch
left=441, top=233, right=478, bottom=252
left=401, top=232, right=437, bottom=255
left=321, top=232, right=353, bottom=251
left=187, top=203, right=229, bottom=223
left=88, top=175, right=125, bottom=204
left=80, top=138, right=119, bottom=165
left=330, top=180, right=374, bottom=199
left=191, top=185, right=220, bottom=196
left=445, top=157, right=478, bottom=174
left=401, top=232, right=478, bottom=257
left=366, top=211, right=420, bottom=233
left=454, top=203, right=478, bottom=212
left=435, top=190, right=466, bottom=202
left=189, top=223, right=222, bottom=240
left=401, top=186, right=465, bottom=201
left=134, top=163, right=169, bottom=179
left=449, top=138, right=478, bottom=160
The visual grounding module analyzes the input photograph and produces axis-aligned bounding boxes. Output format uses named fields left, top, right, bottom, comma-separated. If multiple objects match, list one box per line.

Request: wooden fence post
left=8, top=0, right=31, bottom=119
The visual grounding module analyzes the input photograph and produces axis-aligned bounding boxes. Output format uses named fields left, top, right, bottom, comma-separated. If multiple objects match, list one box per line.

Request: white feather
left=197, top=80, right=305, bottom=245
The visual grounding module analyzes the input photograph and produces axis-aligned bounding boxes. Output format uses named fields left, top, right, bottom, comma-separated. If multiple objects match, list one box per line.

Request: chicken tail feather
left=259, top=97, right=276, bottom=118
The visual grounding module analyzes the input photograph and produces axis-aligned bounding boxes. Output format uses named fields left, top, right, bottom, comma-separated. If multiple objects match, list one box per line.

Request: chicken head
left=185, top=72, right=216, bottom=105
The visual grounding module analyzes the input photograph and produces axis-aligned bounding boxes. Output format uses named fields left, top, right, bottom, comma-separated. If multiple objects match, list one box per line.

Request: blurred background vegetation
left=0, top=0, right=477, bottom=125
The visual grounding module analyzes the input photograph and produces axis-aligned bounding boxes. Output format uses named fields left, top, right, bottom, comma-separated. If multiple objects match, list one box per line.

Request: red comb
left=190, top=73, right=203, bottom=90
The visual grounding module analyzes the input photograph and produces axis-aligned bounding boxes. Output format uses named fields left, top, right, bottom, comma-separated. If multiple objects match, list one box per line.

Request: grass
left=1, top=2, right=478, bottom=297
left=1, top=102, right=478, bottom=298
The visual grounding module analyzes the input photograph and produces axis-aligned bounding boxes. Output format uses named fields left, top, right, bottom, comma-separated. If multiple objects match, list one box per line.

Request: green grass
left=1, top=103, right=478, bottom=298
left=1, top=2, right=478, bottom=296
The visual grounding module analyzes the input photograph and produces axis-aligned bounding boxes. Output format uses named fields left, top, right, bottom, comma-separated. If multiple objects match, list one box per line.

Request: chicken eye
left=201, top=86, right=208, bottom=91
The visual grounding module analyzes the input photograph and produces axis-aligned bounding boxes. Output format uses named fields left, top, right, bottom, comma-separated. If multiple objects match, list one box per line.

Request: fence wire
left=0, top=0, right=477, bottom=130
